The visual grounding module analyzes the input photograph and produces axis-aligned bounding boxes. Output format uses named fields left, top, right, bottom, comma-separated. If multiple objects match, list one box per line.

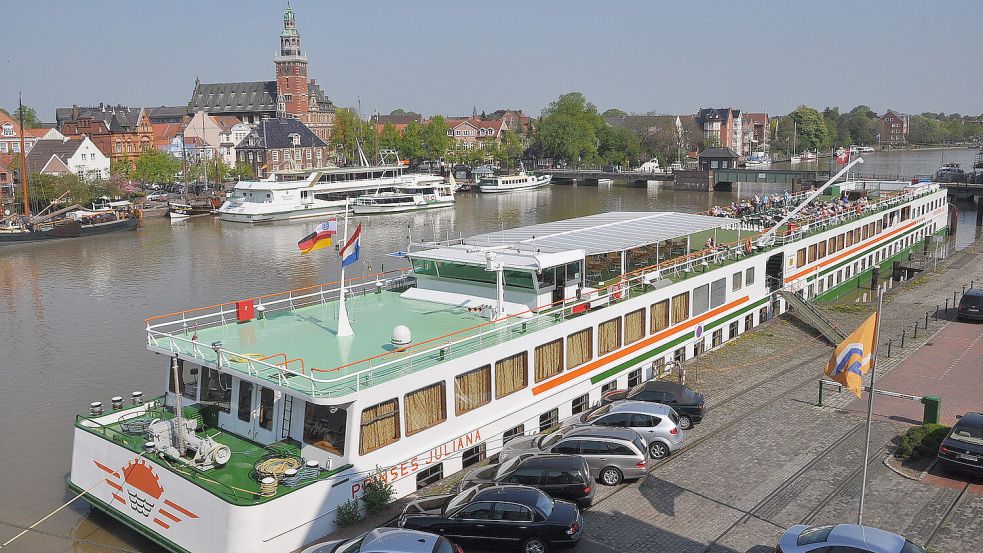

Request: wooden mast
left=18, top=92, right=30, bottom=220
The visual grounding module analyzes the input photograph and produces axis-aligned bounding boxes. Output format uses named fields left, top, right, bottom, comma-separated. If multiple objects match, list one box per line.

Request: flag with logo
left=339, top=223, right=362, bottom=268
left=824, top=313, right=877, bottom=398
left=835, top=149, right=850, bottom=164
left=297, top=219, right=337, bottom=255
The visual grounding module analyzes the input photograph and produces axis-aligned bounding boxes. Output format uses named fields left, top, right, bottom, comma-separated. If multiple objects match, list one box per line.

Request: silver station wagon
left=500, top=426, right=649, bottom=485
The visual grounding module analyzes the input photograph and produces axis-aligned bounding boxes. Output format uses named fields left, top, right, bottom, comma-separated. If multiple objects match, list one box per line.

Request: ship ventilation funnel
left=391, top=325, right=412, bottom=346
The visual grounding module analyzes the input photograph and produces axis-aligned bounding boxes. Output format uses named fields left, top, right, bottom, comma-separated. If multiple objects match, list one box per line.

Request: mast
left=858, top=287, right=884, bottom=525
left=336, top=198, right=354, bottom=337
left=18, top=92, right=30, bottom=220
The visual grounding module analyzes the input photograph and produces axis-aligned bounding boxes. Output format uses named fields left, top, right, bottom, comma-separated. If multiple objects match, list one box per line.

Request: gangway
left=779, top=290, right=847, bottom=345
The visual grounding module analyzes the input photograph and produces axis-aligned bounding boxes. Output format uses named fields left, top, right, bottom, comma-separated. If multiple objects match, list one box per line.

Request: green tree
left=232, top=162, right=255, bottom=179
left=7, top=104, right=42, bottom=129
left=421, top=116, right=452, bottom=160
left=598, top=125, right=641, bottom=166
left=775, top=107, right=830, bottom=153
left=111, top=158, right=132, bottom=178
left=703, top=134, right=721, bottom=149
left=494, top=130, right=525, bottom=168
left=331, top=109, right=363, bottom=165
left=398, top=120, right=425, bottom=161
left=843, top=105, right=878, bottom=146
left=19, top=173, right=96, bottom=211
left=908, top=115, right=942, bottom=145
left=379, top=123, right=400, bottom=151
left=602, top=108, right=627, bottom=118
left=132, top=148, right=181, bottom=184
left=534, top=92, right=604, bottom=164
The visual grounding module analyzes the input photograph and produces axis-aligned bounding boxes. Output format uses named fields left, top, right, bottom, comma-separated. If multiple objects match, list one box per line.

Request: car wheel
left=522, top=537, right=549, bottom=553
left=678, top=415, right=693, bottom=430
left=599, top=466, right=623, bottom=486
left=649, top=441, right=670, bottom=459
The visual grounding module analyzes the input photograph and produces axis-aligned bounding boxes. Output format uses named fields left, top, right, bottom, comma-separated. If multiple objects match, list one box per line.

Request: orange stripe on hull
left=105, top=479, right=122, bottom=491
left=153, top=517, right=171, bottom=529
left=157, top=508, right=181, bottom=523
left=163, top=499, right=198, bottom=519
left=111, top=493, right=126, bottom=505
left=93, top=460, right=120, bottom=479
left=532, top=295, right=749, bottom=395
left=784, top=220, right=917, bottom=283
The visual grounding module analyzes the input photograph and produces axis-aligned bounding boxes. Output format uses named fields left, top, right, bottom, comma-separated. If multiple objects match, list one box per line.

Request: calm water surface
left=0, top=150, right=980, bottom=552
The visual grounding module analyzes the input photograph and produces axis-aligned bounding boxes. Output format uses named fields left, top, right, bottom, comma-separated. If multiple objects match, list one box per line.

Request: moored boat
left=351, top=182, right=455, bottom=215
left=477, top=171, right=551, bottom=193
left=68, top=160, right=950, bottom=553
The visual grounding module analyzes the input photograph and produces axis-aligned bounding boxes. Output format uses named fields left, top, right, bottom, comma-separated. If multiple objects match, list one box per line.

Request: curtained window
left=818, top=240, right=827, bottom=259
left=651, top=300, right=669, bottom=333
left=405, top=383, right=446, bottom=436
left=495, top=352, right=528, bottom=399
left=598, top=317, right=622, bottom=355
left=624, top=309, right=645, bottom=345
left=455, top=366, right=491, bottom=415
left=360, top=399, right=400, bottom=454
left=534, top=340, right=564, bottom=383
left=670, top=292, right=689, bottom=324
left=796, top=248, right=806, bottom=268
left=567, top=328, right=593, bottom=368
left=808, top=244, right=817, bottom=263
left=828, top=237, right=836, bottom=254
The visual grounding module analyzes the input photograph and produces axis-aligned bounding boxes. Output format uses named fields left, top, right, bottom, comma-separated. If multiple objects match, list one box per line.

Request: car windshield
left=534, top=490, right=554, bottom=517
left=679, top=387, right=698, bottom=401
left=334, top=537, right=364, bottom=553
left=538, top=431, right=565, bottom=450
left=493, top=455, right=525, bottom=480
left=949, top=422, right=983, bottom=445
left=444, top=487, right=479, bottom=516
left=631, top=435, right=646, bottom=455
left=668, top=409, right=679, bottom=424
left=796, top=525, right=834, bottom=546
left=434, top=537, right=456, bottom=553
left=585, top=405, right=612, bottom=422
left=900, top=540, right=928, bottom=553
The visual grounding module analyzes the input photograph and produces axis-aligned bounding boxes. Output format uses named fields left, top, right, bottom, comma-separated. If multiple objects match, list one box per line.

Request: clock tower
left=275, top=4, right=309, bottom=116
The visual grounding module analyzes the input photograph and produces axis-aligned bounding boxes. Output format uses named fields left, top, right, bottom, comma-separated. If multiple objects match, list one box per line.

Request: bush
left=895, top=423, right=950, bottom=461
left=335, top=498, right=362, bottom=527
left=362, top=473, right=395, bottom=514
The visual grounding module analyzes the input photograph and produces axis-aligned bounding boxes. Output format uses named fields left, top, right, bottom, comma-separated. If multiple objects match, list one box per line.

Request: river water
left=0, top=148, right=980, bottom=552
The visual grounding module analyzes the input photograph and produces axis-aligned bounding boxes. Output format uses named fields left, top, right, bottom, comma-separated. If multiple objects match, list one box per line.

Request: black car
left=938, top=412, right=983, bottom=476
left=399, top=485, right=583, bottom=553
left=601, top=381, right=705, bottom=430
left=454, top=454, right=595, bottom=508
left=957, top=289, right=983, bottom=322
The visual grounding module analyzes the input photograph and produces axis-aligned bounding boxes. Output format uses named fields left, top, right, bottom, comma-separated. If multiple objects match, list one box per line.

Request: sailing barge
left=69, top=170, right=948, bottom=552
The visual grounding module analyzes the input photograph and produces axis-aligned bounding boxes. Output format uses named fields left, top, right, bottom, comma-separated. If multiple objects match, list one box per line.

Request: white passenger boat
left=352, top=181, right=455, bottom=215
left=218, top=150, right=437, bottom=223
left=69, top=160, right=951, bottom=553
left=478, top=169, right=551, bottom=193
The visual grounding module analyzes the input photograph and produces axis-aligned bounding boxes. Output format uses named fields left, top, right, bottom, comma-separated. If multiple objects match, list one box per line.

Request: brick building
left=697, top=107, right=744, bottom=155
left=878, top=110, right=909, bottom=147
left=235, top=118, right=329, bottom=178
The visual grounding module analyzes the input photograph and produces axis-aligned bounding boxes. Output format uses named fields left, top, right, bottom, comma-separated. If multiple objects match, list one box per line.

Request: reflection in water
left=0, top=155, right=979, bottom=551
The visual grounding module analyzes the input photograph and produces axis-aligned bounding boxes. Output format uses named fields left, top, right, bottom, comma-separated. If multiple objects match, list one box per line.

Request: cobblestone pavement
left=572, top=242, right=983, bottom=553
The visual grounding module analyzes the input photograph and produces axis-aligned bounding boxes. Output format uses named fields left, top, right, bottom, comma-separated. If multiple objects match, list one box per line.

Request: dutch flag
left=339, top=223, right=362, bottom=268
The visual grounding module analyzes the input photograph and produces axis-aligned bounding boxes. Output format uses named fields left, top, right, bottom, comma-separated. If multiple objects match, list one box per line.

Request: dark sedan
left=938, top=412, right=983, bottom=476
left=454, top=454, right=595, bottom=508
left=957, top=289, right=983, bottom=322
left=601, top=381, right=705, bottom=429
left=399, top=484, right=583, bottom=553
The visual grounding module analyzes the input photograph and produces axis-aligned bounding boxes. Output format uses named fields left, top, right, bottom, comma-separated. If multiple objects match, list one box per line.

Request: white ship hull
left=479, top=174, right=552, bottom=193
left=351, top=200, right=454, bottom=215
left=218, top=203, right=347, bottom=223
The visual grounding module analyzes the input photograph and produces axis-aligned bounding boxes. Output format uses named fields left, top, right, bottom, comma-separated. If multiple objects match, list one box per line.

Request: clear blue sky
left=4, top=0, right=981, bottom=122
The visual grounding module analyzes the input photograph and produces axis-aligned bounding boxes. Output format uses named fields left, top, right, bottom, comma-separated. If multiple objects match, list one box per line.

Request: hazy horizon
left=4, top=0, right=982, bottom=122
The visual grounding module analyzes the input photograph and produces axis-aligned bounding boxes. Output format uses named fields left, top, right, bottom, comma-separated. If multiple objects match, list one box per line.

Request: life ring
left=744, top=239, right=753, bottom=254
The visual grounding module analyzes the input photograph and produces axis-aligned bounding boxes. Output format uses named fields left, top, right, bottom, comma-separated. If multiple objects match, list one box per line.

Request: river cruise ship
left=478, top=171, right=552, bottom=193
left=351, top=181, right=455, bottom=215
left=69, top=175, right=948, bottom=553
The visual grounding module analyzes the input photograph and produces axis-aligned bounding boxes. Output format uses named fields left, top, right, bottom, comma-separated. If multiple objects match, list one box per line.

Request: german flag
left=298, top=219, right=337, bottom=255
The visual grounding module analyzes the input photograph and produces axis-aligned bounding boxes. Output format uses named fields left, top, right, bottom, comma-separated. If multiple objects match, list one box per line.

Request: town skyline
left=4, top=0, right=982, bottom=121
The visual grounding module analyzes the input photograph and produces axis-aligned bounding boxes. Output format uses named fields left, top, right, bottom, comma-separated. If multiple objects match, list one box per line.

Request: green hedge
left=895, top=424, right=950, bottom=461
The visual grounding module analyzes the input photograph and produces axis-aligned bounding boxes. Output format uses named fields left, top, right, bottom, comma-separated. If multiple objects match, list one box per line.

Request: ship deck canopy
left=463, top=211, right=739, bottom=256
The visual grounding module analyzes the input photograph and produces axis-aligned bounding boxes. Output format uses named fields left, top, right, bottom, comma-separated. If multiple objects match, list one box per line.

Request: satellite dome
left=391, top=325, right=412, bottom=346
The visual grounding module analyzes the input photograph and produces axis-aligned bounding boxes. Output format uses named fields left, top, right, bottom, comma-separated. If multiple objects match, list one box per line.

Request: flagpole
left=336, top=199, right=354, bottom=337
left=858, top=286, right=884, bottom=525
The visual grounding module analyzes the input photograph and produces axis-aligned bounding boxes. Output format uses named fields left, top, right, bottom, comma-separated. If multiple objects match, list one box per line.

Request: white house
left=26, top=136, right=111, bottom=180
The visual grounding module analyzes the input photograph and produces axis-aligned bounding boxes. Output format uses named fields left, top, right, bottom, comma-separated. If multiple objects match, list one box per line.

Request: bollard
left=945, top=298, right=949, bottom=313
left=934, top=306, right=939, bottom=321
left=925, top=312, right=930, bottom=328
left=913, top=321, right=918, bottom=339
left=954, top=291, right=958, bottom=306
left=887, top=339, right=892, bottom=358
left=818, top=380, right=824, bottom=407
left=901, top=329, right=906, bottom=348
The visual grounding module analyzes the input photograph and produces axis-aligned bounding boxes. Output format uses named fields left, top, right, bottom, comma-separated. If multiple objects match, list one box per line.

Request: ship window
left=670, top=292, right=689, bottom=323
left=462, top=443, right=486, bottom=468
left=566, top=328, right=593, bottom=369
left=598, top=317, right=621, bottom=355
left=837, top=233, right=845, bottom=250
left=360, top=399, right=400, bottom=454
left=828, top=237, right=836, bottom=254
left=651, top=299, right=670, bottom=332
left=237, top=380, right=252, bottom=422
left=168, top=358, right=198, bottom=401
left=411, top=258, right=438, bottom=277
left=571, top=393, right=589, bottom=415
left=455, top=365, right=492, bottom=415
left=624, top=309, right=645, bottom=344
left=416, top=463, right=443, bottom=490
left=808, top=244, right=817, bottom=263
left=503, top=424, right=525, bottom=443
left=405, top=382, right=446, bottom=436
left=199, top=367, right=232, bottom=413
left=628, top=368, right=643, bottom=387
left=853, top=228, right=861, bottom=243
left=732, top=271, right=743, bottom=291
left=693, top=284, right=709, bottom=316
left=539, top=408, right=559, bottom=432
left=304, top=403, right=347, bottom=456
left=495, top=352, right=528, bottom=399
left=796, top=248, right=806, bottom=268
left=534, top=339, right=564, bottom=382
left=259, top=387, right=274, bottom=430
left=710, top=278, right=726, bottom=308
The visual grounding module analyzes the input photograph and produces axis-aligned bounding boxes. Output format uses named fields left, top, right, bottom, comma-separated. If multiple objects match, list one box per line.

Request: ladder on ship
left=778, top=290, right=847, bottom=346
left=281, top=394, right=294, bottom=440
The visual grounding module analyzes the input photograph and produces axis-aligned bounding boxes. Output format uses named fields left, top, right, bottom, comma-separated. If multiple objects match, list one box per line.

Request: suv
left=957, top=289, right=983, bottom=322
left=602, top=381, right=706, bottom=430
left=561, top=401, right=684, bottom=459
left=938, top=412, right=983, bottom=476
left=455, top=454, right=595, bottom=508
left=500, top=426, right=649, bottom=486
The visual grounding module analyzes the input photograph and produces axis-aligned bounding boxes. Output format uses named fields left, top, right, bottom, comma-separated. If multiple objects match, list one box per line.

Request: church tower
left=275, top=4, right=309, bottom=116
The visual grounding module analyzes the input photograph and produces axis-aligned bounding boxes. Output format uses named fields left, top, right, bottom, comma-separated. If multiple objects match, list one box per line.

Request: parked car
left=145, top=192, right=169, bottom=202
left=956, top=288, right=983, bottom=322
left=300, top=527, right=462, bottom=553
left=399, top=484, right=582, bottom=553
left=561, top=401, right=684, bottom=459
left=776, top=524, right=927, bottom=553
left=454, top=453, right=595, bottom=508
left=500, top=426, right=649, bottom=486
left=937, top=412, right=983, bottom=476
left=601, top=381, right=706, bottom=430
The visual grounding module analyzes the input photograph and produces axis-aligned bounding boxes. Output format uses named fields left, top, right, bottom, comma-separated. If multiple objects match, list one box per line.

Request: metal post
left=925, top=312, right=930, bottom=328
left=901, top=329, right=906, bottom=347
left=858, top=288, right=885, bottom=526
left=945, top=298, right=949, bottom=313
left=913, top=321, right=918, bottom=339
left=818, top=380, right=825, bottom=407
left=954, top=291, right=958, bottom=306
left=886, top=339, right=892, bottom=358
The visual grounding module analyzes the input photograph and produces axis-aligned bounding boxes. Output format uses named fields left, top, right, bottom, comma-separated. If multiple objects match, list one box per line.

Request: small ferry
left=745, top=152, right=771, bottom=167
left=352, top=181, right=455, bottom=215
left=69, top=160, right=950, bottom=553
left=218, top=150, right=436, bottom=223
left=478, top=167, right=551, bottom=193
